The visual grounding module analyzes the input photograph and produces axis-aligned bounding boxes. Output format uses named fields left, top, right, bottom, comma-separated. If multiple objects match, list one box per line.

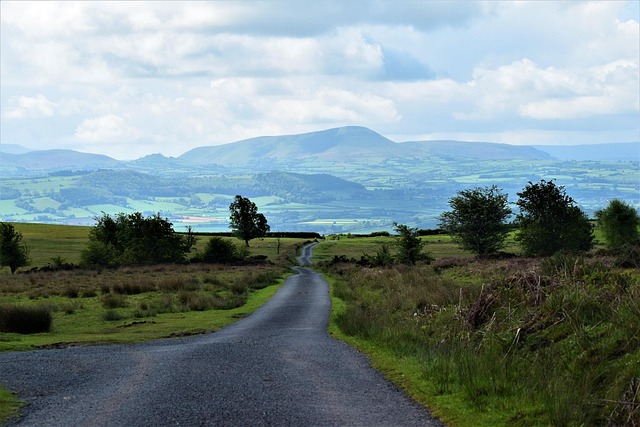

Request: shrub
left=62, top=284, right=80, bottom=298
left=101, top=294, right=127, bottom=309
left=81, top=288, right=97, bottom=298
left=102, top=309, right=125, bottom=321
left=241, top=270, right=280, bottom=290
left=596, top=199, right=640, bottom=249
left=112, top=279, right=155, bottom=295
left=200, top=237, right=243, bottom=264
left=0, top=304, right=52, bottom=334
left=156, top=276, right=199, bottom=292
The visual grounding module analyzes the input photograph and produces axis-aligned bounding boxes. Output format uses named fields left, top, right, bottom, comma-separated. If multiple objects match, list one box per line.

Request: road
left=0, top=244, right=441, bottom=426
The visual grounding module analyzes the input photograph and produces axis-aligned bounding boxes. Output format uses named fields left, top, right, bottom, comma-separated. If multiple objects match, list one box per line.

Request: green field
left=1, top=223, right=637, bottom=426
left=1, top=157, right=637, bottom=234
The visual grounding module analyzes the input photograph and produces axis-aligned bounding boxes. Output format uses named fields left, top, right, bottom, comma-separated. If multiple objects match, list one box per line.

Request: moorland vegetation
left=0, top=183, right=638, bottom=426
left=314, top=191, right=639, bottom=426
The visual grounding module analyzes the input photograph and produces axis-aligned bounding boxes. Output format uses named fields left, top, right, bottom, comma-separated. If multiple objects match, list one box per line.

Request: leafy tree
left=81, top=212, right=194, bottom=266
left=595, top=199, right=640, bottom=249
left=0, top=222, right=30, bottom=273
left=438, top=185, right=512, bottom=257
left=229, top=195, right=270, bottom=246
left=394, top=223, right=431, bottom=265
left=515, top=180, right=593, bottom=256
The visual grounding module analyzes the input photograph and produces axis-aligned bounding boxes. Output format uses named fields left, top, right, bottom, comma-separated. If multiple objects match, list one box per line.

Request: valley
left=1, top=127, right=638, bottom=234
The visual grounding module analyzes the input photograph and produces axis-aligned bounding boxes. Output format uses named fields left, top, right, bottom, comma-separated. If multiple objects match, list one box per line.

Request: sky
left=1, top=1, right=639, bottom=160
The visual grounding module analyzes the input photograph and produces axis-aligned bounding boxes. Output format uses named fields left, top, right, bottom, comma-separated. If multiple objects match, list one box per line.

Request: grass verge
left=0, top=263, right=292, bottom=423
left=323, top=250, right=640, bottom=426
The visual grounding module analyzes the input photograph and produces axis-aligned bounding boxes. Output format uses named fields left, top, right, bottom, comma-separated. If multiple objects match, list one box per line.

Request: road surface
left=0, top=244, right=441, bottom=426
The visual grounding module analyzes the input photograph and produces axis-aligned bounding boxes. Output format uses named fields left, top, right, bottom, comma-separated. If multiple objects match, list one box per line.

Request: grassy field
left=319, top=235, right=639, bottom=426
left=4, top=223, right=310, bottom=271
left=2, top=223, right=636, bottom=425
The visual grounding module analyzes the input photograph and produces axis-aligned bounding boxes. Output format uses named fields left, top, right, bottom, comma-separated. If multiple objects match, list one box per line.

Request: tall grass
left=0, top=304, right=52, bottom=334
left=326, top=252, right=640, bottom=426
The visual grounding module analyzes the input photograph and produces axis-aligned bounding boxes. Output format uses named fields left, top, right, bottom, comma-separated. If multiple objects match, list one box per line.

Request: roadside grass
left=322, top=251, right=640, bottom=427
left=0, top=224, right=306, bottom=424
left=0, top=264, right=288, bottom=352
left=0, top=388, right=20, bottom=423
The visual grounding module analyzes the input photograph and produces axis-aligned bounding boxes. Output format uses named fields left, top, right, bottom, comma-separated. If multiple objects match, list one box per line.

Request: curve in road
left=0, top=244, right=441, bottom=426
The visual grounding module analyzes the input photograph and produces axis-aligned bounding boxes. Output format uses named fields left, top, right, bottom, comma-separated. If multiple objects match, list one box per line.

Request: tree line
left=438, top=179, right=638, bottom=258
left=1, top=180, right=639, bottom=273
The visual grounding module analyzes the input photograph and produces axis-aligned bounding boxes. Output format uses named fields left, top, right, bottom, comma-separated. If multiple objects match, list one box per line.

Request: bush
left=596, top=199, right=640, bottom=249
left=102, top=309, right=125, bottom=321
left=62, top=284, right=80, bottom=298
left=0, top=304, right=52, bottom=334
left=101, top=294, right=127, bottom=309
left=200, top=237, right=243, bottom=264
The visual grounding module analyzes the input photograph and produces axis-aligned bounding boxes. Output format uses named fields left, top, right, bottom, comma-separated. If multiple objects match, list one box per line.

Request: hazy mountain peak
left=0, top=143, right=34, bottom=155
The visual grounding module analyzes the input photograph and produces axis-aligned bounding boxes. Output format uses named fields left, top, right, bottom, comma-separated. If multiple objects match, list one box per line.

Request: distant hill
left=178, top=126, right=563, bottom=165
left=2, top=127, right=637, bottom=181
left=400, top=140, right=551, bottom=160
left=1, top=149, right=122, bottom=172
left=179, top=126, right=416, bottom=165
left=533, top=142, right=640, bottom=161
left=0, top=144, right=35, bottom=154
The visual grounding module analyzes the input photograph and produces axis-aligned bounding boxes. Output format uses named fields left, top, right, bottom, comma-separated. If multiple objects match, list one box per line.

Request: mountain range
left=1, top=126, right=638, bottom=233
left=2, top=126, right=638, bottom=175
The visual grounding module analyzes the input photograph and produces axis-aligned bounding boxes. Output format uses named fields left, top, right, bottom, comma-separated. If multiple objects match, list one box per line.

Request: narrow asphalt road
left=0, top=243, right=442, bottom=426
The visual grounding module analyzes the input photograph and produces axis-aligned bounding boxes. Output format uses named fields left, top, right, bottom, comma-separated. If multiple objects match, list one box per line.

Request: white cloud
left=1, top=1, right=638, bottom=158
left=4, top=94, right=57, bottom=119
left=74, top=115, right=138, bottom=143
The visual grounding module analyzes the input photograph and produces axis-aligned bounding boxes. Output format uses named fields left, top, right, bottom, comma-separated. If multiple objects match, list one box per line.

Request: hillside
left=179, top=126, right=411, bottom=165
left=1, top=149, right=122, bottom=172
left=1, top=126, right=638, bottom=233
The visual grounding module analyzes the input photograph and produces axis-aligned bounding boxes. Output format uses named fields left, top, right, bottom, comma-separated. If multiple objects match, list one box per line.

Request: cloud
left=4, top=94, right=57, bottom=119
left=1, top=0, right=638, bottom=158
left=74, top=115, right=138, bottom=143
left=453, top=58, right=639, bottom=121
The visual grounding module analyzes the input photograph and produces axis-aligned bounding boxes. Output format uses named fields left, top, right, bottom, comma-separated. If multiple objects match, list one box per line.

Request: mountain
left=1, top=149, right=123, bottom=172
left=0, top=144, right=34, bottom=154
left=400, top=140, right=551, bottom=160
left=533, top=142, right=640, bottom=162
left=179, top=126, right=415, bottom=165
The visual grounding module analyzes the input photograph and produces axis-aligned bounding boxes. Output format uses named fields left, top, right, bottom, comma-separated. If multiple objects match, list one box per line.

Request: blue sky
left=1, top=1, right=638, bottom=160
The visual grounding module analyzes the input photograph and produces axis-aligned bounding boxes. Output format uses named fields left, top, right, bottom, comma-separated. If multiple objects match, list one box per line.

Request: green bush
left=101, top=294, right=127, bottom=309
left=0, top=303, right=52, bottom=334
left=102, top=309, right=125, bottom=321
left=200, top=236, right=243, bottom=264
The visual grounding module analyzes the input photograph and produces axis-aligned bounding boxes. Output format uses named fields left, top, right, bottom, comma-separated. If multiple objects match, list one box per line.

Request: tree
left=595, top=199, right=640, bottom=249
left=81, top=212, right=194, bottom=266
left=515, top=180, right=593, bottom=256
left=394, top=223, right=430, bottom=265
left=229, top=195, right=270, bottom=246
left=438, top=185, right=512, bottom=257
left=0, top=222, right=30, bottom=273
